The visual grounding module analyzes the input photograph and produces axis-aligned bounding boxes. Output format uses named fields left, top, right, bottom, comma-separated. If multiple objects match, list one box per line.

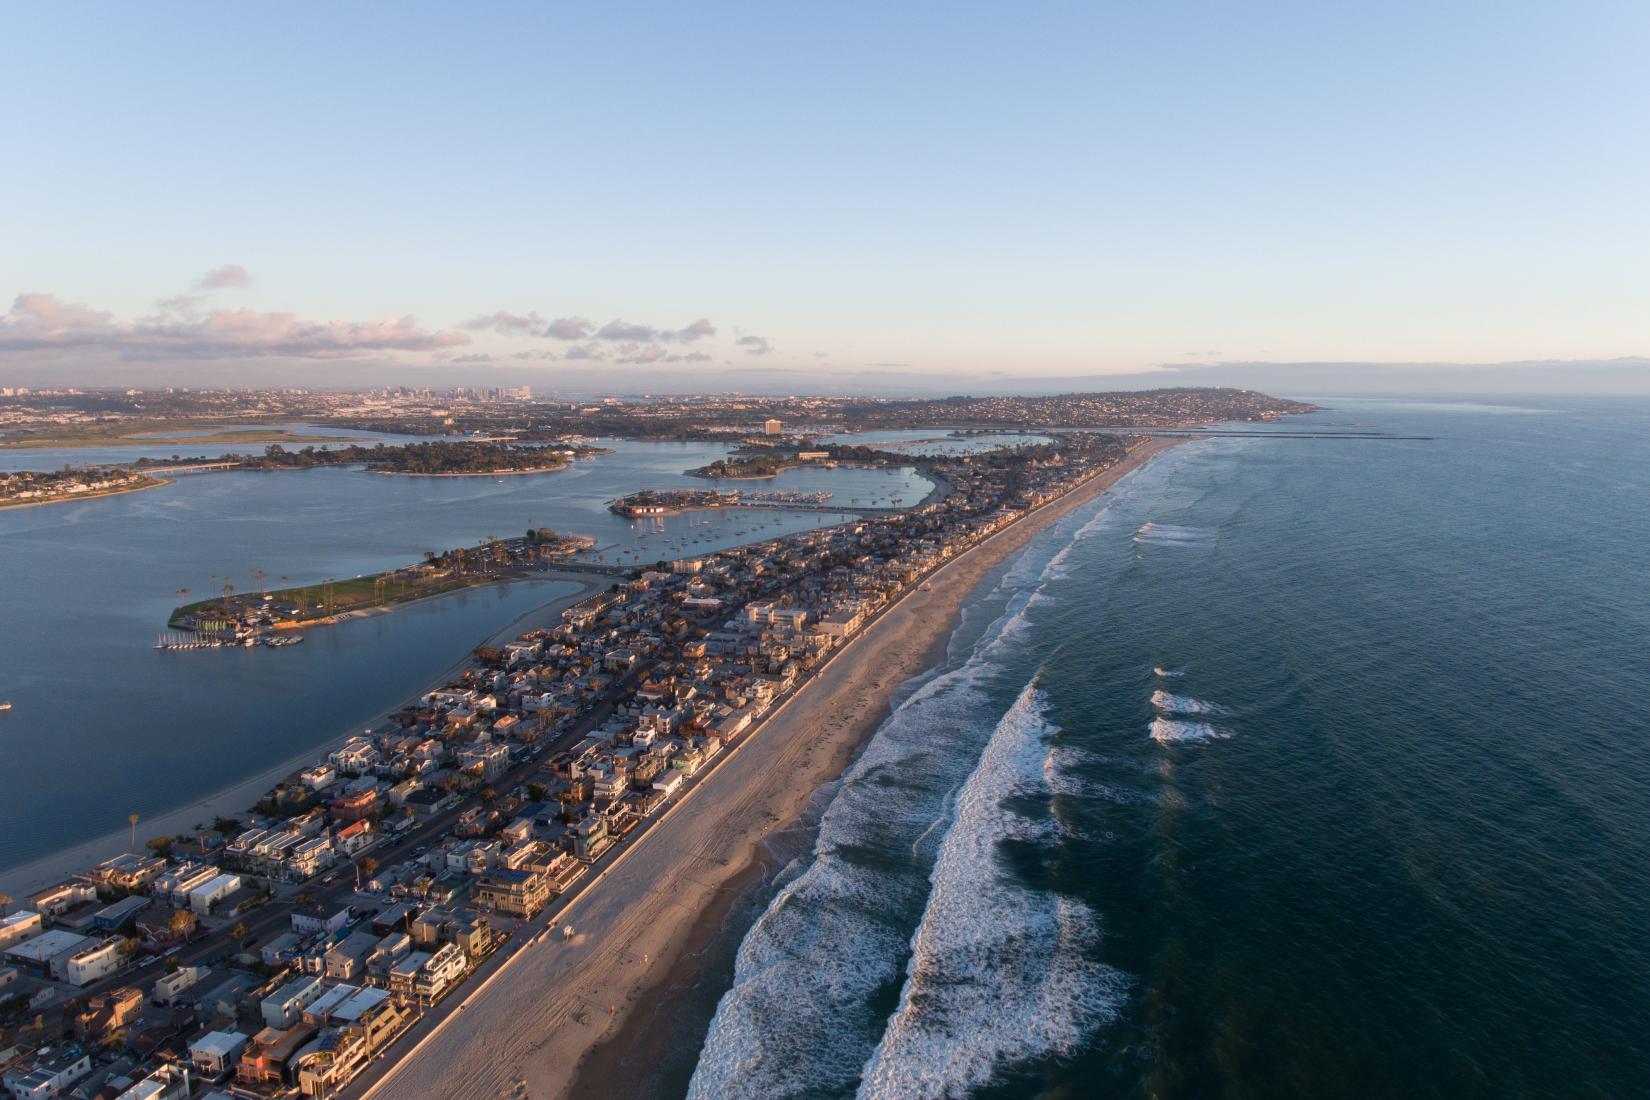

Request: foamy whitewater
left=858, top=682, right=1125, bottom=1098
left=1150, top=690, right=1230, bottom=717
left=1149, top=717, right=1233, bottom=744
left=1133, top=521, right=1217, bottom=548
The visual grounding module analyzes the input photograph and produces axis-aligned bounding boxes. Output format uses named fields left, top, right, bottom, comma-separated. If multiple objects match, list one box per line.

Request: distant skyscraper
left=763, top=418, right=782, bottom=435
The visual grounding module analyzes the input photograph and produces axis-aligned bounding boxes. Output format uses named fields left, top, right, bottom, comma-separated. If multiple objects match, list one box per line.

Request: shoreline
left=367, top=436, right=1185, bottom=1100
left=0, top=476, right=173, bottom=510
left=0, top=573, right=605, bottom=901
left=371, top=465, right=569, bottom=478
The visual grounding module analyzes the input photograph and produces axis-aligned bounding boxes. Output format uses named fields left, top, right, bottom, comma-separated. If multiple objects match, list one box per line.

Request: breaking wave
left=1133, top=521, right=1217, bottom=548
left=690, top=475, right=1135, bottom=1100
left=1149, top=717, right=1233, bottom=744
left=689, top=584, right=1055, bottom=1098
left=1153, top=665, right=1186, bottom=678
left=858, top=683, right=1126, bottom=1098
left=1151, top=690, right=1230, bottom=716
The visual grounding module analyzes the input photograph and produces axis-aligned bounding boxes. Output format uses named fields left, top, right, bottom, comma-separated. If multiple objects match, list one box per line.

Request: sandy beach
left=366, top=436, right=1183, bottom=1100
left=0, top=572, right=605, bottom=903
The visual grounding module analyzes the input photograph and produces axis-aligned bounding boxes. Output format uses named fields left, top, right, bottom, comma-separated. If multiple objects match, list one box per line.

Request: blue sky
left=3, top=2, right=1647, bottom=390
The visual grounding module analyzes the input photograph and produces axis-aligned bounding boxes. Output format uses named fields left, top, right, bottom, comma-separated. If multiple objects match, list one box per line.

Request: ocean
left=680, top=396, right=1650, bottom=1099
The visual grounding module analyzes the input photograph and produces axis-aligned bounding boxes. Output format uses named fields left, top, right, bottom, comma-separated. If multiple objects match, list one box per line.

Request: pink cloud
left=0, top=293, right=469, bottom=360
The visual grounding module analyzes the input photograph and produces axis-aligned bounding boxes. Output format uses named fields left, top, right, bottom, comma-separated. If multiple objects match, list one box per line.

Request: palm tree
left=128, top=813, right=140, bottom=850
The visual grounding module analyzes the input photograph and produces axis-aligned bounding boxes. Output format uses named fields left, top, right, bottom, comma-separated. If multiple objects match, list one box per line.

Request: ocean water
left=686, top=396, right=1650, bottom=1099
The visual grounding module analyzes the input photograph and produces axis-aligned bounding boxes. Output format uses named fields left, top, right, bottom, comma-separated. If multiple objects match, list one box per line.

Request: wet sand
left=366, top=436, right=1183, bottom=1100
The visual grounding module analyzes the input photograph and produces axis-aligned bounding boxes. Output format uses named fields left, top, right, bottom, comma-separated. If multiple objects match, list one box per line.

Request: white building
left=65, top=935, right=128, bottom=986
left=3, top=1046, right=93, bottom=1099
left=0, top=909, right=44, bottom=951
left=189, top=873, right=243, bottom=915
left=4, top=928, right=93, bottom=980
left=153, top=862, right=222, bottom=906
left=190, top=1029, right=250, bottom=1076
left=262, top=973, right=326, bottom=1028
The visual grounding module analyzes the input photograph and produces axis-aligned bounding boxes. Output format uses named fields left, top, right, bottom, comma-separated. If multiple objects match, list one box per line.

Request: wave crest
left=1151, top=689, right=1230, bottom=716
left=1149, top=717, right=1233, bottom=743
left=857, top=682, right=1127, bottom=1098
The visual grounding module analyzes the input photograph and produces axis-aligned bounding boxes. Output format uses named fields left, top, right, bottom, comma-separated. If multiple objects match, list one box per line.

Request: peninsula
left=0, top=387, right=1311, bottom=1100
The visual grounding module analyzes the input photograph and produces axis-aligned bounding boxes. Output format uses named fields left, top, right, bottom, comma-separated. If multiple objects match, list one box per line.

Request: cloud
left=737, top=334, right=772, bottom=355
left=596, top=319, right=659, bottom=342
left=605, top=342, right=713, bottom=364
left=546, top=316, right=594, bottom=340
left=663, top=318, right=716, bottom=342
left=0, top=292, right=469, bottom=360
left=563, top=342, right=605, bottom=360
left=595, top=317, right=717, bottom=343
left=194, top=264, right=251, bottom=290
left=465, top=312, right=717, bottom=344
left=461, top=310, right=547, bottom=334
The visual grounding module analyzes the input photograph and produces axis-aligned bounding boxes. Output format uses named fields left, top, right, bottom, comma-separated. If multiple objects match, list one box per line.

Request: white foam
left=1149, top=717, right=1233, bottom=744
left=690, top=615, right=1034, bottom=1099
left=1153, top=665, right=1185, bottom=678
left=857, top=683, right=1127, bottom=1098
left=1151, top=690, right=1230, bottom=717
left=1133, top=521, right=1217, bottom=548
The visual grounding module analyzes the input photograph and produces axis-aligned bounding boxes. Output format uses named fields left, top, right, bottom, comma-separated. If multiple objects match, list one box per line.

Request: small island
left=163, top=527, right=601, bottom=645
left=687, top=444, right=835, bottom=480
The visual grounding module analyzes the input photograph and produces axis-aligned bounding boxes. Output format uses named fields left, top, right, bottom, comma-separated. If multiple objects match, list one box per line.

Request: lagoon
left=0, top=438, right=932, bottom=872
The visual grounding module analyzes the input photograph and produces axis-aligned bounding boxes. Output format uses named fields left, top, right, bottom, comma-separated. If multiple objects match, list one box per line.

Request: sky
left=2, top=2, right=1648, bottom=394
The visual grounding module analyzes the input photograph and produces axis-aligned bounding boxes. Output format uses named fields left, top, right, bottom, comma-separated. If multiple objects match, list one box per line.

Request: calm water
left=0, top=439, right=932, bottom=872
left=682, top=396, right=1650, bottom=1099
